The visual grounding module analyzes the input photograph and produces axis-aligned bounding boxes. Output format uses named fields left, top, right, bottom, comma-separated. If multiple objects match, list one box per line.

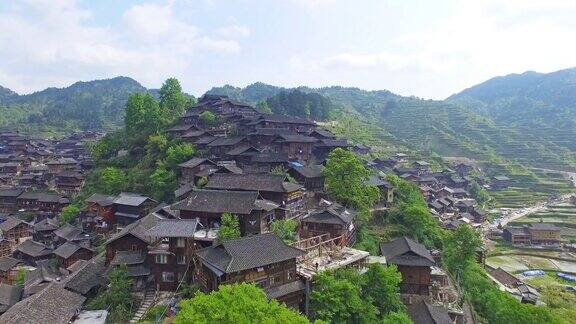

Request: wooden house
left=85, top=193, right=116, bottom=231
left=502, top=226, right=532, bottom=245
left=243, top=114, right=316, bottom=134
left=0, top=217, right=31, bottom=244
left=13, top=240, right=53, bottom=266
left=54, top=171, right=85, bottom=193
left=32, top=217, right=59, bottom=246
left=53, top=224, right=88, bottom=247
left=225, top=145, right=260, bottom=166
left=0, top=257, right=22, bottom=284
left=207, top=137, right=250, bottom=157
left=407, top=301, right=454, bottom=324
left=147, top=219, right=198, bottom=291
left=380, top=236, right=435, bottom=295
left=0, top=189, right=23, bottom=213
left=0, top=239, right=12, bottom=258
left=249, top=152, right=290, bottom=172
left=300, top=201, right=357, bottom=245
left=113, top=192, right=156, bottom=227
left=173, top=189, right=279, bottom=239
left=195, top=233, right=306, bottom=309
left=46, top=158, right=78, bottom=174
left=529, top=223, right=561, bottom=245
left=53, top=242, right=94, bottom=269
left=179, top=158, right=217, bottom=183
left=272, top=134, right=317, bottom=162
left=205, top=174, right=305, bottom=219
left=288, top=164, right=325, bottom=192
left=246, top=128, right=296, bottom=151
left=367, top=176, right=394, bottom=206
left=0, top=162, right=20, bottom=175
left=312, top=138, right=349, bottom=162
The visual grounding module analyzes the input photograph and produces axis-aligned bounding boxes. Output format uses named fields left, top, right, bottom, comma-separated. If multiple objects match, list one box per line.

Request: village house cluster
left=0, top=95, right=466, bottom=323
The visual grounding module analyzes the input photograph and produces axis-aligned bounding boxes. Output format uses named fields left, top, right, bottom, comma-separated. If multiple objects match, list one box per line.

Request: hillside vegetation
left=0, top=77, right=173, bottom=136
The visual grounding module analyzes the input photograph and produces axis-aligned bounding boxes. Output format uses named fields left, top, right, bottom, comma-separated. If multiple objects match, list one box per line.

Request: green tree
left=469, top=181, right=491, bottom=206
left=145, top=133, right=168, bottom=157
left=159, top=78, right=188, bottom=118
left=270, top=219, right=298, bottom=243
left=149, top=168, right=177, bottom=202
left=124, top=93, right=162, bottom=144
left=88, top=266, right=134, bottom=323
left=443, top=224, right=482, bottom=271
left=99, top=167, right=127, bottom=195
left=255, top=100, right=272, bottom=113
left=218, top=213, right=241, bottom=242
left=199, top=111, right=218, bottom=126
left=59, top=204, right=80, bottom=225
left=382, top=311, right=412, bottom=324
left=174, top=283, right=308, bottom=324
left=15, top=268, right=26, bottom=287
left=310, top=271, right=378, bottom=323
left=323, top=148, right=380, bottom=212
left=363, top=263, right=405, bottom=316
left=164, top=143, right=195, bottom=170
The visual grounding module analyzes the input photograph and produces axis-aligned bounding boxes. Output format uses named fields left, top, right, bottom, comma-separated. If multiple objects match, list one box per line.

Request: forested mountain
left=448, top=68, right=576, bottom=163
left=0, top=77, right=161, bottom=135
left=208, top=69, right=576, bottom=171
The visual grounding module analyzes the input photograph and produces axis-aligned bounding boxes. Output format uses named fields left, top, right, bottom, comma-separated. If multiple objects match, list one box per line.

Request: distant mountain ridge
left=208, top=67, right=576, bottom=171
left=0, top=76, right=154, bottom=135
left=3, top=67, right=575, bottom=171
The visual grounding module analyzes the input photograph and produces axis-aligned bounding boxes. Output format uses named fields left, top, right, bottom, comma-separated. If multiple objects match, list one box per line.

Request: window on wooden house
left=156, top=254, right=168, bottom=264
left=162, top=272, right=174, bottom=282
left=176, top=237, right=186, bottom=247
left=177, top=254, right=186, bottom=265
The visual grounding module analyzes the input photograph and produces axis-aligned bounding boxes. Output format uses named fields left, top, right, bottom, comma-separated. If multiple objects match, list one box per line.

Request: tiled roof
left=85, top=193, right=115, bottom=206
left=53, top=242, right=91, bottom=259
left=207, top=136, right=246, bottom=147
left=380, top=236, right=435, bottom=267
left=110, top=251, right=146, bottom=266
left=303, top=202, right=355, bottom=225
left=0, top=256, right=22, bottom=272
left=407, top=301, right=453, bottom=324
left=53, top=224, right=83, bottom=241
left=173, top=189, right=258, bottom=215
left=196, top=233, right=305, bottom=274
left=148, top=219, right=199, bottom=238
left=178, top=158, right=215, bottom=169
left=63, top=256, right=106, bottom=295
left=290, top=165, right=324, bottom=178
left=205, top=174, right=301, bottom=193
left=0, top=217, right=27, bottom=232
left=0, top=283, right=86, bottom=324
left=0, top=283, right=22, bottom=311
left=104, top=212, right=163, bottom=246
left=113, top=192, right=153, bottom=207
left=16, top=240, right=53, bottom=258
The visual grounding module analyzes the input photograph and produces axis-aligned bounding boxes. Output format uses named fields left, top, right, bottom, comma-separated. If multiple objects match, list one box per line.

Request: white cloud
left=0, top=0, right=245, bottom=94
left=215, top=25, right=250, bottom=38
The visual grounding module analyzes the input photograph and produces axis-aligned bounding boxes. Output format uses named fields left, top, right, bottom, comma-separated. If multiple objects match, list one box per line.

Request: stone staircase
left=130, top=284, right=157, bottom=323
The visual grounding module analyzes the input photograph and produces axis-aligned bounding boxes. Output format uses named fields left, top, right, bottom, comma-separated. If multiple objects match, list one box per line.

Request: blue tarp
left=522, top=270, right=545, bottom=277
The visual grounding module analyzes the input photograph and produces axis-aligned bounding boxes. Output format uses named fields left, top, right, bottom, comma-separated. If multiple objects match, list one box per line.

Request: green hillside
left=0, top=77, right=161, bottom=136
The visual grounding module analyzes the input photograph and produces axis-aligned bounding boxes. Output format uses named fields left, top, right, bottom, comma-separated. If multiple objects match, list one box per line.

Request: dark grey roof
left=249, top=128, right=296, bottom=136
left=0, top=256, right=21, bottom=272
left=46, top=157, right=77, bottom=165
left=309, top=129, right=336, bottom=139
left=265, top=280, right=306, bottom=299
left=205, top=174, right=302, bottom=193
left=53, top=242, right=91, bottom=259
left=314, top=138, right=349, bottom=147
left=207, top=136, right=246, bottom=147
left=249, top=114, right=315, bottom=125
left=0, top=283, right=22, bottom=309
left=367, top=176, right=392, bottom=188
left=0, top=188, right=24, bottom=198
left=251, top=152, right=289, bottom=163
left=53, top=224, right=83, bottom=241
left=290, top=165, right=324, bottom=178
left=113, top=192, right=153, bottom=207
left=196, top=233, right=305, bottom=274
left=274, top=134, right=317, bottom=143
left=85, top=193, right=115, bottom=206
left=178, top=158, right=215, bottom=169
left=194, top=136, right=217, bottom=145
left=110, top=251, right=145, bottom=266
left=407, top=301, right=453, bottom=324
left=174, top=183, right=194, bottom=199
left=63, top=256, right=106, bottom=295
left=104, top=212, right=163, bottom=246
left=0, top=283, right=86, bottom=324
left=0, top=217, right=27, bottom=232
left=33, top=217, right=59, bottom=232
left=380, top=236, right=435, bottom=267
left=530, top=223, right=559, bottom=231
left=226, top=145, right=260, bottom=156
left=303, top=203, right=355, bottom=225
left=173, top=189, right=258, bottom=215
left=125, top=265, right=150, bottom=277
left=16, top=240, right=53, bottom=258
left=148, top=219, right=199, bottom=238
left=504, top=226, right=530, bottom=236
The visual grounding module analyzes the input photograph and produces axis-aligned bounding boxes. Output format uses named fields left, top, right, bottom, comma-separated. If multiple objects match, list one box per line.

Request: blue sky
left=1, top=0, right=575, bottom=99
